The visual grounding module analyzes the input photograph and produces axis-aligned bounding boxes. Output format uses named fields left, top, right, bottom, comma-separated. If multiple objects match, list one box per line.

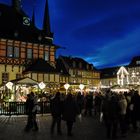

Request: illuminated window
left=7, top=46, right=20, bottom=58
left=136, top=61, right=140, bottom=65
left=44, top=51, right=49, bottom=61
left=16, top=74, right=22, bottom=79
left=27, top=48, right=32, bottom=59
left=14, top=47, right=19, bottom=58
left=2, top=73, right=9, bottom=83
left=7, top=46, right=13, bottom=57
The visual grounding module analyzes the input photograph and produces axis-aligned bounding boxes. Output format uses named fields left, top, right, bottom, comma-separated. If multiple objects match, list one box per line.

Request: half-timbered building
left=0, top=0, right=57, bottom=86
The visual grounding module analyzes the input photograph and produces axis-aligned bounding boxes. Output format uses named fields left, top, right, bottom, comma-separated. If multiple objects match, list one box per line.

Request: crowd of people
left=24, top=89, right=140, bottom=139
left=100, top=89, right=140, bottom=139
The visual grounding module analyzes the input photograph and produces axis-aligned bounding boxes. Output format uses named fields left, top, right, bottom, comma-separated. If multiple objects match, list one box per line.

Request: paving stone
left=0, top=114, right=140, bottom=140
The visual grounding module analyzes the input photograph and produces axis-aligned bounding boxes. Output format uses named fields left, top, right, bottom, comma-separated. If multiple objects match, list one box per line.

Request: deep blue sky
left=1, top=0, right=140, bottom=68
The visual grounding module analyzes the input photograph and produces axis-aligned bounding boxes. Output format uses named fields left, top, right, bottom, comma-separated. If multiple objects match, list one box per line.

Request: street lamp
left=5, top=82, right=13, bottom=101
left=38, top=82, right=46, bottom=94
left=6, top=82, right=13, bottom=90
left=38, top=82, right=46, bottom=89
left=79, top=84, right=85, bottom=95
left=64, top=83, right=70, bottom=94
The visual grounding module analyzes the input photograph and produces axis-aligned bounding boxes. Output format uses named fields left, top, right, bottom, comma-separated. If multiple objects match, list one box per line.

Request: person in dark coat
left=62, top=93, right=79, bottom=136
left=94, top=92, right=102, bottom=116
left=50, top=92, right=63, bottom=135
left=101, top=94, right=120, bottom=139
left=118, top=94, right=128, bottom=137
left=125, top=91, right=132, bottom=131
left=25, top=92, right=38, bottom=132
left=84, top=92, right=93, bottom=116
left=130, top=90, right=140, bottom=132
left=76, top=92, right=84, bottom=114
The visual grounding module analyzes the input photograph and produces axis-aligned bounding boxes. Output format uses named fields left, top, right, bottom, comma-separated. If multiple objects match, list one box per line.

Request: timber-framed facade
left=0, top=0, right=57, bottom=85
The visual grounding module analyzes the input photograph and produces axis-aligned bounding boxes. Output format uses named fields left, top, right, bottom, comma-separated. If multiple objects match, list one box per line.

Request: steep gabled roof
left=99, top=66, right=120, bottom=79
left=23, top=59, right=57, bottom=74
left=55, top=59, right=70, bottom=76
left=129, top=56, right=140, bottom=67
left=59, top=56, right=97, bottom=71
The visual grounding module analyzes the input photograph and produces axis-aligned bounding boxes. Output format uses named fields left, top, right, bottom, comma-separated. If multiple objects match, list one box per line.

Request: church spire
left=32, top=9, right=35, bottom=26
left=12, top=0, right=21, bottom=11
left=32, top=1, right=36, bottom=26
left=43, top=0, right=51, bottom=36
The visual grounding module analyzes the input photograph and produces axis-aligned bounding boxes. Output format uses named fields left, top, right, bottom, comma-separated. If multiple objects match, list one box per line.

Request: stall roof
left=10, top=77, right=38, bottom=85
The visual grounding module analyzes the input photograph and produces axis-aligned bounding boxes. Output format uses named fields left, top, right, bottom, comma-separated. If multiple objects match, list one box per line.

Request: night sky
left=1, top=0, right=140, bottom=68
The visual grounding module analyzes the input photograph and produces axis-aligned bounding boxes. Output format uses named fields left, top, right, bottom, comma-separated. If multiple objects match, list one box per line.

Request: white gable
left=117, top=66, right=129, bottom=75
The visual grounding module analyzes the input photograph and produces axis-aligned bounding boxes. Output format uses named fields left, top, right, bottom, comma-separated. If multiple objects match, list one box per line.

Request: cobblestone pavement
left=0, top=114, right=140, bottom=140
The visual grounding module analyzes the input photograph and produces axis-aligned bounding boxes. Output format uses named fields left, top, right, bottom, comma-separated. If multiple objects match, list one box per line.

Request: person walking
left=84, top=92, right=93, bottom=116
left=118, top=94, right=128, bottom=137
left=25, top=92, right=39, bottom=132
left=76, top=92, right=84, bottom=115
left=130, top=90, right=140, bottom=132
left=101, top=93, right=120, bottom=139
left=62, top=93, right=79, bottom=136
left=50, top=92, right=63, bottom=135
left=94, top=92, right=102, bottom=116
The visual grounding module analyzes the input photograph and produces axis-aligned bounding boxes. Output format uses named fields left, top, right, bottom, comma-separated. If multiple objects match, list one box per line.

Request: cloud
left=84, top=28, right=140, bottom=68
left=73, top=10, right=140, bottom=43
left=55, top=0, right=140, bottom=69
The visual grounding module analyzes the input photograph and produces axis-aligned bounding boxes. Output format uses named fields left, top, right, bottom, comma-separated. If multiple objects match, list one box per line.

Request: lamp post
left=79, top=84, right=85, bottom=95
left=64, top=83, right=70, bottom=94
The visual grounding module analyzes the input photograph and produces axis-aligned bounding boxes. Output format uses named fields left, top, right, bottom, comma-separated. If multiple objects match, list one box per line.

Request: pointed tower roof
left=43, top=0, right=53, bottom=39
left=32, top=4, right=35, bottom=26
left=32, top=10, right=35, bottom=26
left=12, top=0, right=21, bottom=11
